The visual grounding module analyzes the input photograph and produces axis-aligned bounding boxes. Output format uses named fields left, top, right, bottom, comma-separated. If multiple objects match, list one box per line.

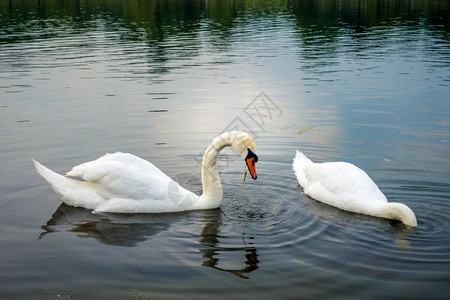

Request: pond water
left=1, top=0, right=449, bottom=299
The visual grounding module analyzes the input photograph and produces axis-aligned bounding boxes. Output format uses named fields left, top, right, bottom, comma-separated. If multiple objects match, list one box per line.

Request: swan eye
left=245, top=148, right=258, bottom=163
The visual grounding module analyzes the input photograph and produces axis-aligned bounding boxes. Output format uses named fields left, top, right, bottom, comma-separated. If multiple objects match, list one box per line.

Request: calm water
left=1, top=0, right=449, bottom=298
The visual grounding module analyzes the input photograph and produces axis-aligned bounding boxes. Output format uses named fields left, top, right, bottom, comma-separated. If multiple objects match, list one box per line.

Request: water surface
left=1, top=0, right=449, bottom=299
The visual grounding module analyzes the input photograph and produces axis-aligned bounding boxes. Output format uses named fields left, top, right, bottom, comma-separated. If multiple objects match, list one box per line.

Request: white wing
left=67, top=152, right=171, bottom=201
left=304, top=161, right=387, bottom=212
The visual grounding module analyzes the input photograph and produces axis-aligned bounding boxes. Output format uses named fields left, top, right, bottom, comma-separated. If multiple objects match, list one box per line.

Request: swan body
left=33, top=131, right=258, bottom=213
left=293, top=151, right=417, bottom=227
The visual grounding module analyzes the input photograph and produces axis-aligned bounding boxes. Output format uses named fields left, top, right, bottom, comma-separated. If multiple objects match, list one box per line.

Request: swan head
left=231, top=131, right=258, bottom=179
left=385, top=203, right=417, bottom=227
left=199, top=131, right=258, bottom=207
left=229, top=131, right=258, bottom=180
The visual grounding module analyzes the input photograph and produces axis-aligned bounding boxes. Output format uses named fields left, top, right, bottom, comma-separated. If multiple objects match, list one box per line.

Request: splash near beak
left=245, top=148, right=258, bottom=180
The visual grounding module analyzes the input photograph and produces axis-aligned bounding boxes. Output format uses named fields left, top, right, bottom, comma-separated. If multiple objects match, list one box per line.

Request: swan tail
left=33, top=159, right=66, bottom=188
left=32, top=159, right=104, bottom=209
left=292, top=150, right=313, bottom=188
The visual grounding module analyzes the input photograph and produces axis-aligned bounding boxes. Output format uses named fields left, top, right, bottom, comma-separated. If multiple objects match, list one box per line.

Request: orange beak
left=245, top=148, right=258, bottom=180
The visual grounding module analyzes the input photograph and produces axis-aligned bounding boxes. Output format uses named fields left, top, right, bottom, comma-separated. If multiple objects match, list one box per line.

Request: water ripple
left=216, top=159, right=450, bottom=286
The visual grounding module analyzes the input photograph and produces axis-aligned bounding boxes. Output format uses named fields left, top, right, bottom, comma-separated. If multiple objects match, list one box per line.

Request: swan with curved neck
left=33, top=131, right=258, bottom=213
left=293, top=151, right=417, bottom=227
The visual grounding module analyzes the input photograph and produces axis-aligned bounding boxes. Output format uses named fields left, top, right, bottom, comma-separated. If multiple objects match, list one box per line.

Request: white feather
left=33, top=131, right=257, bottom=213
left=293, top=150, right=417, bottom=227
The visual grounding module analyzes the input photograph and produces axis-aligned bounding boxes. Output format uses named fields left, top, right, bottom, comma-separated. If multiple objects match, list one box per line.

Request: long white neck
left=379, top=202, right=417, bottom=227
left=197, top=132, right=240, bottom=209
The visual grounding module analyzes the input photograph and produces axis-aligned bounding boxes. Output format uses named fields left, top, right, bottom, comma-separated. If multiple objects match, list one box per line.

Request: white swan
left=33, top=131, right=258, bottom=213
left=293, top=151, right=417, bottom=227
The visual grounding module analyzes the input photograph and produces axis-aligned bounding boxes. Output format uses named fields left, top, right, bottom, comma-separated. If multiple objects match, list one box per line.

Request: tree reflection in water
left=40, top=203, right=259, bottom=278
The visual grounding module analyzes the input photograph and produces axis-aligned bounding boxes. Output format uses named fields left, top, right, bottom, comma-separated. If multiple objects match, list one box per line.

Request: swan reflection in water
left=198, top=209, right=259, bottom=279
left=40, top=203, right=259, bottom=279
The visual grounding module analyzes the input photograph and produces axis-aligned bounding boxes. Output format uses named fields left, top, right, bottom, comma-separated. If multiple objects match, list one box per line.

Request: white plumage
left=293, top=150, right=417, bottom=227
left=33, top=131, right=257, bottom=214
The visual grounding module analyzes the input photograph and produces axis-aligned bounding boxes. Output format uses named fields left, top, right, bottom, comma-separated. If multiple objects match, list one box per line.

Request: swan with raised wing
left=293, top=151, right=417, bottom=227
left=33, top=131, right=258, bottom=213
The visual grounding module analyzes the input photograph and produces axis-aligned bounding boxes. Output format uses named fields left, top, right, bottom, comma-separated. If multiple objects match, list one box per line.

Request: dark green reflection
left=1, top=0, right=448, bottom=44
